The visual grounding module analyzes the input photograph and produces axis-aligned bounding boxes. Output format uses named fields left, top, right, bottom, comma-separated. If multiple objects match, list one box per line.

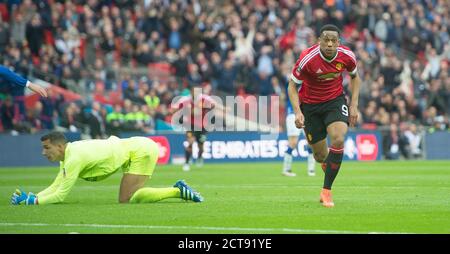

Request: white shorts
left=286, top=113, right=304, bottom=137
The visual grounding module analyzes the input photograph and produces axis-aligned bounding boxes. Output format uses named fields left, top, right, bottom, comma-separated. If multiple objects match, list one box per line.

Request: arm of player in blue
left=0, top=65, right=28, bottom=88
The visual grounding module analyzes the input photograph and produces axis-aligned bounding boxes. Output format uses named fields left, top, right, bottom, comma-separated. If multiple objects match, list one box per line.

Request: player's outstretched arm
left=37, top=168, right=65, bottom=198
left=13, top=168, right=75, bottom=206
left=27, top=82, right=48, bottom=97
left=37, top=163, right=81, bottom=205
left=287, top=79, right=304, bottom=128
left=0, top=65, right=48, bottom=97
left=349, top=72, right=361, bottom=127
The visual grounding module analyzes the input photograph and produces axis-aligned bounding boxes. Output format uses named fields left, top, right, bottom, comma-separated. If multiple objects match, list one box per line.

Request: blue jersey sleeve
left=0, top=65, right=28, bottom=88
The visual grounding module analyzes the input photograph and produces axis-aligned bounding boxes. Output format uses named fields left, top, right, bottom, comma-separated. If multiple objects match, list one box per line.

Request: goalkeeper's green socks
left=129, top=187, right=180, bottom=203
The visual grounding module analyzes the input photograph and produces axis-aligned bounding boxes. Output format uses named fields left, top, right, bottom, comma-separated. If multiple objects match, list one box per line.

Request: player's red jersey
left=172, top=94, right=215, bottom=131
left=291, top=44, right=357, bottom=104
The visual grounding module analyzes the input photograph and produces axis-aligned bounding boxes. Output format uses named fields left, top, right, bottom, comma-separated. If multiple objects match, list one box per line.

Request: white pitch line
left=0, top=222, right=414, bottom=234
left=0, top=185, right=448, bottom=190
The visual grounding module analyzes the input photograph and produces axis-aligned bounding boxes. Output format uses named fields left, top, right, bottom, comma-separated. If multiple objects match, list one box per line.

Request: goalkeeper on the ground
left=11, top=131, right=203, bottom=205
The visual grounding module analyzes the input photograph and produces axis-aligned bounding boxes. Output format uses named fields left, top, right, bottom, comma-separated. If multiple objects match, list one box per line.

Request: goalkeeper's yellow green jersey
left=37, top=136, right=145, bottom=204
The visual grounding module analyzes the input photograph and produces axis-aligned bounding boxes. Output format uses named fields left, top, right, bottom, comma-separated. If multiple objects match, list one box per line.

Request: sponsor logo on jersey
left=318, top=72, right=340, bottom=80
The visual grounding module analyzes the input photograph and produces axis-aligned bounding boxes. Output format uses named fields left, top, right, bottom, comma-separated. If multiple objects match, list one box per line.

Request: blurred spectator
left=10, top=12, right=26, bottom=46
left=427, top=78, right=447, bottom=114
left=257, top=45, right=274, bottom=77
left=123, top=79, right=137, bottom=102
left=134, top=87, right=148, bottom=106
left=85, top=101, right=106, bottom=139
left=295, top=17, right=314, bottom=52
left=187, top=64, right=202, bottom=88
left=235, top=58, right=255, bottom=94
left=168, top=18, right=182, bottom=50
left=106, top=104, right=125, bottom=136
left=404, top=123, right=423, bottom=159
left=136, top=43, right=153, bottom=65
left=0, top=96, right=15, bottom=131
left=60, top=102, right=83, bottom=133
left=383, top=123, right=410, bottom=160
left=18, top=105, right=42, bottom=134
left=39, top=89, right=64, bottom=130
left=144, top=88, right=160, bottom=110
left=25, top=14, right=44, bottom=56
left=234, top=27, right=255, bottom=65
left=136, top=105, right=155, bottom=133
left=172, top=46, right=189, bottom=87
left=209, top=52, right=223, bottom=91
left=217, top=58, right=237, bottom=94
left=0, top=15, right=9, bottom=52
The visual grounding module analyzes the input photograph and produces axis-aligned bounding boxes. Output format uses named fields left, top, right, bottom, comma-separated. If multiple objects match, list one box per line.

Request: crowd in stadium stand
left=0, top=0, right=449, bottom=159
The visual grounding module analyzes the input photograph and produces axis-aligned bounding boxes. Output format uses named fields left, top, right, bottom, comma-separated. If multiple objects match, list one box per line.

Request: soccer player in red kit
left=173, top=85, right=216, bottom=171
left=287, top=24, right=361, bottom=207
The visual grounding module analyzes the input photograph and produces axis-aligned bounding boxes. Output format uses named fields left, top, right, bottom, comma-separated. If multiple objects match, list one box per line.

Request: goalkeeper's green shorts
left=122, top=137, right=159, bottom=176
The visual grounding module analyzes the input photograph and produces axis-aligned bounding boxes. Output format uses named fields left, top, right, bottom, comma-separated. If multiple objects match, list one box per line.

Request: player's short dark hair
left=41, top=131, right=67, bottom=145
left=319, top=24, right=341, bottom=37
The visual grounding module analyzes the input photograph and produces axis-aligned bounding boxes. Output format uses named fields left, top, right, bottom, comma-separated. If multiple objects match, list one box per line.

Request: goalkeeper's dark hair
left=41, top=131, right=68, bottom=145
left=319, top=24, right=341, bottom=37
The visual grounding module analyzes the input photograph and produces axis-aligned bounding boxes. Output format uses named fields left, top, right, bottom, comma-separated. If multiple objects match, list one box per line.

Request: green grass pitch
left=0, top=161, right=449, bottom=234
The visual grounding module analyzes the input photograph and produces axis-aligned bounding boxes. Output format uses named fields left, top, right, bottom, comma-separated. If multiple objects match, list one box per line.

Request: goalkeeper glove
left=11, top=189, right=28, bottom=205
left=25, top=192, right=38, bottom=205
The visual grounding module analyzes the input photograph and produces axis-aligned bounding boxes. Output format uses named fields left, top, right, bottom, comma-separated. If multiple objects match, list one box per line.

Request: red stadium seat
left=0, top=3, right=9, bottom=22
left=32, top=55, right=40, bottom=65
left=93, top=92, right=110, bottom=105
left=150, top=62, right=173, bottom=73
left=108, top=91, right=123, bottom=105
left=44, top=29, right=55, bottom=45
left=75, top=4, right=84, bottom=14
left=148, top=62, right=174, bottom=82
left=361, top=123, right=377, bottom=130
left=78, top=37, right=86, bottom=59
left=236, top=87, right=246, bottom=96
left=279, top=28, right=296, bottom=50
left=342, top=23, right=357, bottom=39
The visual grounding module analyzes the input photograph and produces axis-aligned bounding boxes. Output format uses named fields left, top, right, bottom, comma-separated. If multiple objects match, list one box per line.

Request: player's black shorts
left=186, top=130, right=207, bottom=143
left=300, top=95, right=349, bottom=144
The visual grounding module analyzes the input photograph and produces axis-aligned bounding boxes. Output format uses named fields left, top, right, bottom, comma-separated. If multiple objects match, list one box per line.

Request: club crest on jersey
left=307, top=133, right=313, bottom=142
left=335, top=62, right=343, bottom=70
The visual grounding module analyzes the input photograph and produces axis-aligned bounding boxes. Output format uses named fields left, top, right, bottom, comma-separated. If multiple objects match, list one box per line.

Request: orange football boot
left=319, top=188, right=334, bottom=208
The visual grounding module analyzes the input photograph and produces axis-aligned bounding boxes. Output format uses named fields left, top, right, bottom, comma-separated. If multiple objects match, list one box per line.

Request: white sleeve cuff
left=349, top=67, right=358, bottom=76
left=290, top=73, right=303, bottom=84
left=26, top=81, right=31, bottom=87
